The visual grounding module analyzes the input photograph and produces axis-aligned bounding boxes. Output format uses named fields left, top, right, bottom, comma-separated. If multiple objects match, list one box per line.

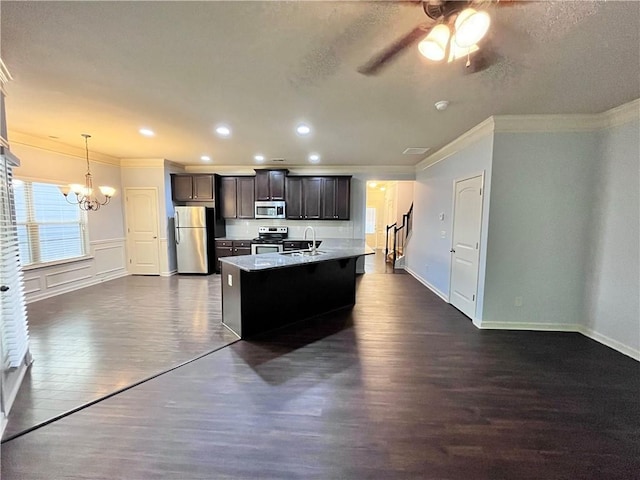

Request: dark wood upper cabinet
left=285, top=175, right=350, bottom=221
left=255, top=169, right=287, bottom=201
left=285, top=177, right=303, bottom=219
left=172, top=175, right=194, bottom=201
left=193, top=175, right=213, bottom=200
left=171, top=174, right=215, bottom=202
left=221, top=177, right=237, bottom=218
left=303, top=177, right=322, bottom=219
left=236, top=177, right=255, bottom=219
left=322, top=177, right=350, bottom=220
left=221, top=177, right=255, bottom=219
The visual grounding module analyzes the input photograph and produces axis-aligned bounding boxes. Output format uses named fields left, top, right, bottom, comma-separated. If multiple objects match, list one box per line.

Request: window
left=12, top=180, right=88, bottom=267
left=365, top=207, right=376, bottom=234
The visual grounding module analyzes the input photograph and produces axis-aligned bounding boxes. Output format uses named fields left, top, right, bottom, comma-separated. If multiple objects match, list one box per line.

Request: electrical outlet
left=440, top=230, right=446, bottom=238
left=514, top=296, right=523, bottom=307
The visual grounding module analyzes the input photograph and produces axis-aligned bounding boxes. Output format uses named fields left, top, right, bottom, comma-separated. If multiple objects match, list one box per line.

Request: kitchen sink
left=280, top=250, right=326, bottom=257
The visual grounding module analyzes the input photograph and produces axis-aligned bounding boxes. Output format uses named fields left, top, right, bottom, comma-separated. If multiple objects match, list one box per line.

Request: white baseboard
left=404, top=266, right=449, bottom=302
left=403, top=268, right=639, bottom=361
left=474, top=321, right=638, bottom=361
left=477, top=321, right=582, bottom=332
left=26, top=270, right=129, bottom=304
left=579, top=325, right=640, bottom=361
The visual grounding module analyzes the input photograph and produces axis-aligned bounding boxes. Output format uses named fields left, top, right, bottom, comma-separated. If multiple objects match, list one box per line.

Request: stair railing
left=385, top=203, right=414, bottom=267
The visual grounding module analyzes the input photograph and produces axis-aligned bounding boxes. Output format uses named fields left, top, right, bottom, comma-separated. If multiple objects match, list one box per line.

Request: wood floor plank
left=2, top=253, right=638, bottom=479
left=3, top=274, right=238, bottom=439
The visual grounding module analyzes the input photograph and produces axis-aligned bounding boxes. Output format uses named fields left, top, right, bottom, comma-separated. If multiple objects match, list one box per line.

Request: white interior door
left=125, top=188, right=160, bottom=275
left=449, top=174, right=484, bottom=319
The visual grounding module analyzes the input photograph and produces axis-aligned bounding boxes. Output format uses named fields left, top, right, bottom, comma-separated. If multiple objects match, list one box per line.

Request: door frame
left=448, top=171, right=485, bottom=319
left=124, top=187, right=161, bottom=275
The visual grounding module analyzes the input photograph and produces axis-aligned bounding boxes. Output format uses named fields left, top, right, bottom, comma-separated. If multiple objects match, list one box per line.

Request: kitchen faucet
left=303, top=226, right=317, bottom=254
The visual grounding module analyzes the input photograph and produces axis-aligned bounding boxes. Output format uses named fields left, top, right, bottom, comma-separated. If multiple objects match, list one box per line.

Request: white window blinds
left=0, top=154, right=29, bottom=368
left=13, top=180, right=87, bottom=266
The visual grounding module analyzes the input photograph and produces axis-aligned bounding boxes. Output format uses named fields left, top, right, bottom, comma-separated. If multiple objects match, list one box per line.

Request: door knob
left=0, top=285, right=9, bottom=292
left=153, top=236, right=157, bottom=239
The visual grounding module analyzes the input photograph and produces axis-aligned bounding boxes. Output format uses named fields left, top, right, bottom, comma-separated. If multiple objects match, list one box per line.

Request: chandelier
left=59, top=134, right=115, bottom=211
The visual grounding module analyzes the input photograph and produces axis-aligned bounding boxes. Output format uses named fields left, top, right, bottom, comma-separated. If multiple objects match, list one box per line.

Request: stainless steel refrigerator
left=175, top=206, right=225, bottom=274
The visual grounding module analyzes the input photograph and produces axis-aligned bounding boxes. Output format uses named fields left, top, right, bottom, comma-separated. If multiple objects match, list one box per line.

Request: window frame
left=13, top=178, right=91, bottom=269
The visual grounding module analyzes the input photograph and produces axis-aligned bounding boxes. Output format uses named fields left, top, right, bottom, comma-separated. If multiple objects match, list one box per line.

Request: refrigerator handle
left=175, top=211, right=180, bottom=245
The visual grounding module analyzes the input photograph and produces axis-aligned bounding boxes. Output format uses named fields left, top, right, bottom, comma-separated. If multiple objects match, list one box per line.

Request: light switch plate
left=440, top=230, right=446, bottom=238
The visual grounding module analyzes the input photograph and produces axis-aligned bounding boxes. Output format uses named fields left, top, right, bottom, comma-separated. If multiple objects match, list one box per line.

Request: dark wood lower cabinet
left=215, top=240, right=252, bottom=273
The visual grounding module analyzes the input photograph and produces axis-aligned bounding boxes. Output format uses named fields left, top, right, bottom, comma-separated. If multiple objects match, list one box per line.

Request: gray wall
left=483, top=131, right=599, bottom=328
left=584, top=118, right=639, bottom=355
left=406, top=100, right=639, bottom=359
left=406, top=133, right=493, bottom=314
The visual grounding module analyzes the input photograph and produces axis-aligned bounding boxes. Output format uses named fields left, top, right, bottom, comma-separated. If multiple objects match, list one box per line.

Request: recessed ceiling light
left=369, top=182, right=378, bottom=188
left=254, top=155, right=265, bottom=162
left=308, top=153, right=320, bottom=163
left=200, top=155, right=211, bottom=162
left=215, top=125, right=231, bottom=137
left=296, top=124, right=311, bottom=136
left=380, top=187, right=386, bottom=191
left=139, top=128, right=155, bottom=137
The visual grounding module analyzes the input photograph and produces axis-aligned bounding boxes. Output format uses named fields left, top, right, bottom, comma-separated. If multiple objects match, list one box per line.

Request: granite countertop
left=219, top=238, right=374, bottom=272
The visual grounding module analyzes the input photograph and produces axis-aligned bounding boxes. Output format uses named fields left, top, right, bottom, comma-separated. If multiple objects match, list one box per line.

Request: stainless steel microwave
left=255, top=201, right=286, bottom=219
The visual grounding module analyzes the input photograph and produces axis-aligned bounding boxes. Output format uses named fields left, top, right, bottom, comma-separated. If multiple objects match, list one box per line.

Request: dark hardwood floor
left=2, top=274, right=239, bottom=440
left=2, top=253, right=639, bottom=479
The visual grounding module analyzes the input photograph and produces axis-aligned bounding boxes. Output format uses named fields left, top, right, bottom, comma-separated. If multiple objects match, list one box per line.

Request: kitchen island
left=219, top=239, right=374, bottom=338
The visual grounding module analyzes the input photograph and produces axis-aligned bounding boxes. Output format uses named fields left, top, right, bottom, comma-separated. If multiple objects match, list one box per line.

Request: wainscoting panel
left=23, top=239, right=128, bottom=304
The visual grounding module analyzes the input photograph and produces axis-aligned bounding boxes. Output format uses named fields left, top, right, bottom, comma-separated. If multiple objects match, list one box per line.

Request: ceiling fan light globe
left=418, top=24, right=450, bottom=61
left=454, top=9, right=490, bottom=49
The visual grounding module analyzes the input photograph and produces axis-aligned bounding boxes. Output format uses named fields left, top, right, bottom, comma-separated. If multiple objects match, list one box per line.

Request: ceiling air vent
left=402, top=147, right=430, bottom=155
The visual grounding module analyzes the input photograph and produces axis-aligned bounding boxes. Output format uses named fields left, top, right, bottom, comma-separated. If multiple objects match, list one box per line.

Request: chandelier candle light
left=59, top=134, right=116, bottom=211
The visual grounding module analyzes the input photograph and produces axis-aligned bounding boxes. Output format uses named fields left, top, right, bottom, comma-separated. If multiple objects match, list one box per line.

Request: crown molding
left=417, top=98, right=640, bottom=172
left=0, top=58, right=13, bottom=85
left=185, top=164, right=416, bottom=179
left=602, top=98, right=640, bottom=129
left=120, top=158, right=166, bottom=168
left=8, top=130, right=121, bottom=166
left=416, top=117, right=495, bottom=171
left=492, top=114, right=603, bottom=133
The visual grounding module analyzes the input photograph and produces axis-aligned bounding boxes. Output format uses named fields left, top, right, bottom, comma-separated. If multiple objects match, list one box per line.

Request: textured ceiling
left=2, top=1, right=639, bottom=168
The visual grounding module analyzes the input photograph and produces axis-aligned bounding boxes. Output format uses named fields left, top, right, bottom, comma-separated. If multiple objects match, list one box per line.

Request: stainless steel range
left=251, top=226, right=288, bottom=254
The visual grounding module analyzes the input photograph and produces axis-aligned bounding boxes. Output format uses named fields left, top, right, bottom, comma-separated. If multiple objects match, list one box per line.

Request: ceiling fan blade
left=357, top=24, right=431, bottom=76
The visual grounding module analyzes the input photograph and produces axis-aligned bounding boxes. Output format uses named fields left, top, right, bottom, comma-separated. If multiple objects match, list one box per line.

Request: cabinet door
left=255, top=170, right=270, bottom=201
left=221, top=177, right=237, bottom=219
left=335, top=177, right=350, bottom=220
left=215, top=246, right=234, bottom=273
left=269, top=170, right=286, bottom=200
left=321, top=177, right=337, bottom=219
left=193, top=175, right=214, bottom=200
left=285, top=177, right=303, bottom=219
left=172, top=175, right=193, bottom=201
left=236, top=177, right=255, bottom=219
left=303, top=177, right=322, bottom=219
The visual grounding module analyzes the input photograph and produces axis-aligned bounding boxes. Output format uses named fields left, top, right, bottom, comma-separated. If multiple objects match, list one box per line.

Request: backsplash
left=224, top=219, right=356, bottom=239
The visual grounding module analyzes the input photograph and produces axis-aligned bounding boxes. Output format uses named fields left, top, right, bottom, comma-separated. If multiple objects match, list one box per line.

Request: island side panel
left=239, top=257, right=357, bottom=338
left=221, top=262, right=243, bottom=337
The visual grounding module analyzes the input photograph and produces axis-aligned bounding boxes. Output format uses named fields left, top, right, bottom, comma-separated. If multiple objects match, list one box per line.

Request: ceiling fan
left=358, top=0, right=516, bottom=76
